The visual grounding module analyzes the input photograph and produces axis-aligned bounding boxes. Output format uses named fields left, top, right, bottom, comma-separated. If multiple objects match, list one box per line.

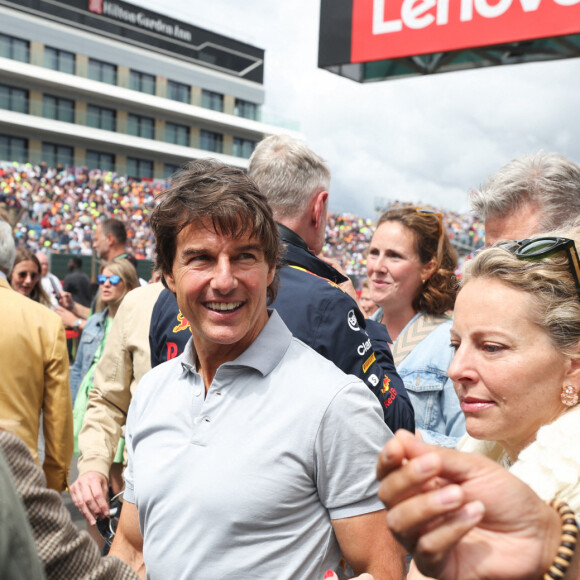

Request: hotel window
left=128, top=114, right=155, bottom=139
left=0, top=34, right=29, bottom=63
left=130, top=70, right=155, bottom=95
left=200, top=130, right=223, bottom=153
left=87, top=105, right=116, bottom=131
left=201, top=89, right=224, bottom=112
left=164, top=163, right=181, bottom=180
left=234, top=99, right=258, bottom=121
left=167, top=80, right=190, bottom=104
left=86, top=150, right=115, bottom=172
left=0, top=135, right=28, bottom=163
left=44, top=47, right=75, bottom=74
left=88, top=58, right=117, bottom=85
left=43, top=95, right=74, bottom=123
left=127, top=157, right=153, bottom=179
left=233, top=137, right=257, bottom=159
left=0, top=84, right=28, bottom=114
left=165, top=122, right=189, bottom=146
left=42, top=142, right=73, bottom=168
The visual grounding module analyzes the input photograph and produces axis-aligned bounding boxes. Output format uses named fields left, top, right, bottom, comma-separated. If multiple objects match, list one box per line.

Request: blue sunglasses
left=98, top=274, right=122, bottom=286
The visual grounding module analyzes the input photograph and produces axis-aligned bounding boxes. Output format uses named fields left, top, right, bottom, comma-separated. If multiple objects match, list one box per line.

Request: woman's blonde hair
left=94, top=258, right=140, bottom=313
left=462, top=229, right=580, bottom=359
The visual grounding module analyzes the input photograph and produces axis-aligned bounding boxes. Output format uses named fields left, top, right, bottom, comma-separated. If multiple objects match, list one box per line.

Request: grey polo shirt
left=124, top=310, right=392, bottom=580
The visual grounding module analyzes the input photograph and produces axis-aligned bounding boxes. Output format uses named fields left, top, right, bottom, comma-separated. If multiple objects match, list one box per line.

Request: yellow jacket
left=0, top=277, right=73, bottom=491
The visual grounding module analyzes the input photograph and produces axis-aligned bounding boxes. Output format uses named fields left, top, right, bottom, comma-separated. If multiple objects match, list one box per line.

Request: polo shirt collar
left=229, top=310, right=292, bottom=376
left=180, top=340, right=197, bottom=373
left=180, top=309, right=292, bottom=377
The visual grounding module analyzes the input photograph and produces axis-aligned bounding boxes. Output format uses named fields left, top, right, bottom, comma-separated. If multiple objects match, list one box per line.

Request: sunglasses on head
left=98, top=274, right=122, bottom=286
left=414, top=208, right=443, bottom=238
left=500, top=236, right=580, bottom=299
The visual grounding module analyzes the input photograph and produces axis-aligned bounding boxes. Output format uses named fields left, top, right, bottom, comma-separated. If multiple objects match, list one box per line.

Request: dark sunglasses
left=501, top=236, right=580, bottom=299
left=98, top=274, right=122, bottom=286
left=415, top=208, right=443, bottom=238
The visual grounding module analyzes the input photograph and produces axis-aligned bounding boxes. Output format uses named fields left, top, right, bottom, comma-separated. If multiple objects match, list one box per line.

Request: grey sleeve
left=313, top=381, right=393, bottom=521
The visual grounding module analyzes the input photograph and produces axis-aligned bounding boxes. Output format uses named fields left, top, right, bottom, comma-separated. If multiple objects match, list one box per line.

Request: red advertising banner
left=352, top=0, right=580, bottom=62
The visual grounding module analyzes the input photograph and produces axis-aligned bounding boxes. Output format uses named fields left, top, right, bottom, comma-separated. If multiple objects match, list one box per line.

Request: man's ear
left=312, top=191, right=329, bottom=231
left=266, top=264, right=276, bottom=287
left=165, top=270, right=176, bottom=293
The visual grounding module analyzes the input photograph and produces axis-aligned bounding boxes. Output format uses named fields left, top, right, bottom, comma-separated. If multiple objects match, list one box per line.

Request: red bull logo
left=380, top=375, right=391, bottom=394
left=384, top=387, right=397, bottom=409
left=173, top=311, right=191, bottom=333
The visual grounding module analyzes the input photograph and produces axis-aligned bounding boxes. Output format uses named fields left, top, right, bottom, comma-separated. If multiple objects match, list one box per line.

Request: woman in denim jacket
left=367, top=207, right=465, bottom=447
left=70, top=258, right=139, bottom=548
left=70, top=259, right=139, bottom=447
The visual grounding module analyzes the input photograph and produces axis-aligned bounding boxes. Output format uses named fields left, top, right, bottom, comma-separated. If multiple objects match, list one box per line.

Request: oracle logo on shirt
left=352, top=0, right=580, bottom=62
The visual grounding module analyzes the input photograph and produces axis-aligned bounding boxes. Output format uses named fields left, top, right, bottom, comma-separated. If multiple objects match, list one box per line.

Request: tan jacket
left=0, top=277, right=73, bottom=491
left=77, top=282, right=164, bottom=477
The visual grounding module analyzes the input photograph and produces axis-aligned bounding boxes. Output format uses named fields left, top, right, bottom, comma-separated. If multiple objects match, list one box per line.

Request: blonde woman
left=70, top=259, right=139, bottom=548
left=401, top=232, right=580, bottom=580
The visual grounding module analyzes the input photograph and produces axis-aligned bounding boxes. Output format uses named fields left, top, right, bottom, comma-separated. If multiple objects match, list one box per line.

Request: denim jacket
left=372, top=309, right=465, bottom=447
left=70, top=309, right=108, bottom=403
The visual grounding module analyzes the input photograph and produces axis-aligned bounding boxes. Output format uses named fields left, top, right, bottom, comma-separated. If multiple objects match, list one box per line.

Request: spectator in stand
left=0, top=220, right=73, bottom=492
left=360, top=278, right=378, bottom=318
left=9, top=248, right=52, bottom=308
left=36, top=251, right=62, bottom=307
left=92, top=218, right=129, bottom=263
left=63, top=256, right=93, bottom=308
left=367, top=207, right=465, bottom=447
left=470, top=151, right=580, bottom=246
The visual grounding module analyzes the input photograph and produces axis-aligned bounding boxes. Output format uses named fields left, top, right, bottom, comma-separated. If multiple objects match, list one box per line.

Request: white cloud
left=134, top=0, right=580, bottom=217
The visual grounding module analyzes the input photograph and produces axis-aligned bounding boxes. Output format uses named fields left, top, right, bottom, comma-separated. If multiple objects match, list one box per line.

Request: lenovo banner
left=352, top=0, right=580, bottom=62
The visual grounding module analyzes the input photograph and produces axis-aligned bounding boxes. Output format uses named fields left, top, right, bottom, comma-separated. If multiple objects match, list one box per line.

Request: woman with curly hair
left=367, top=207, right=464, bottom=446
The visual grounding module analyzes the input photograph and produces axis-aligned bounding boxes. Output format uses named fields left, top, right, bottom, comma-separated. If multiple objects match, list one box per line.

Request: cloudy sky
left=132, top=0, right=580, bottom=219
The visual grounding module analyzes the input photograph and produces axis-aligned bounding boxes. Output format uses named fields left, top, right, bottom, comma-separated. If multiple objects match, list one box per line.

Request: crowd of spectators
left=1, top=162, right=485, bottom=284
left=0, top=162, right=161, bottom=261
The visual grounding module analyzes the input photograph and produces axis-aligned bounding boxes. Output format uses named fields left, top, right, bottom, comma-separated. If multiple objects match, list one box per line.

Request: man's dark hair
left=68, top=256, right=83, bottom=270
left=150, top=159, right=283, bottom=303
left=101, top=218, right=127, bottom=246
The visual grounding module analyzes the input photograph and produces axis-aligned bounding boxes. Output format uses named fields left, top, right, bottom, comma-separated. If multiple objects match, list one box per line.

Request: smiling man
left=108, top=160, right=402, bottom=580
